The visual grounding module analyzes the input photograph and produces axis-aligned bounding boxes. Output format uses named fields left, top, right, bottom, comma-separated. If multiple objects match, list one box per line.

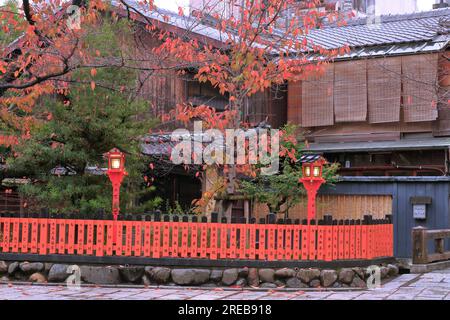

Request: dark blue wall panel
left=319, top=178, right=450, bottom=258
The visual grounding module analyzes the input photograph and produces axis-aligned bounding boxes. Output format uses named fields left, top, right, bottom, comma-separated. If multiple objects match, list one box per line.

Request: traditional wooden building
left=116, top=3, right=288, bottom=129
left=288, top=8, right=450, bottom=177
left=280, top=8, right=450, bottom=261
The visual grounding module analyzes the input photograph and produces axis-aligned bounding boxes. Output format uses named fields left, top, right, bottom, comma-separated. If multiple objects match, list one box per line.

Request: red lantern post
left=299, top=155, right=326, bottom=222
left=105, top=148, right=127, bottom=221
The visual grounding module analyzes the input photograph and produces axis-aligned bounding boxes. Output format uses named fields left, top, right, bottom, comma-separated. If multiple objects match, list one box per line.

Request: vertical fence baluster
left=38, top=211, right=48, bottom=255
left=143, top=217, right=152, bottom=257
left=67, top=215, right=75, bottom=255
left=162, top=215, right=170, bottom=257
left=301, top=220, right=308, bottom=260
left=266, top=215, right=276, bottom=261
left=220, top=217, right=227, bottom=259
left=337, top=220, right=344, bottom=260
left=11, top=217, right=20, bottom=253
left=292, top=220, right=300, bottom=260
left=86, top=219, right=94, bottom=255
left=284, top=219, right=292, bottom=260
left=374, top=219, right=379, bottom=258
left=188, top=216, right=197, bottom=258
left=30, top=215, right=38, bottom=254
left=77, top=219, right=85, bottom=255
left=57, top=218, right=66, bottom=254
left=355, top=219, right=362, bottom=259
left=229, top=219, right=237, bottom=259
left=171, top=216, right=179, bottom=258
left=127, top=219, right=134, bottom=256
left=48, top=214, right=57, bottom=254
left=153, top=217, right=161, bottom=258
left=332, top=220, right=338, bottom=261
left=367, top=216, right=374, bottom=259
left=381, top=219, right=385, bottom=257
left=249, top=218, right=256, bottom=260
left=343, top=219, right=350, bottom=259
left=105, top=220, right=114, bottom=256
left=308, top=220, right=317, bottom=261
left=181, top=216, right=189, bottom=258
left=276, top=219, right=284, bottom=260
left=376, top=219, right=381, bottom=257
left=2, top=215, right=10, bottom=252
left=0, top=216, right=4, bottom=252
left=210, top=214, right=218, bottom=260
left=257, top=219, right=266, bottom=260
left=116, top=220, right=123, bottom=256
left=238, top=217, right=247, bottom=259
left=361, top=216, right=369, bottom=259
left=96, top=218, right=105, bottom=257
left=349, top=219, right=356, bottom=259
left=387, top=215, right=394, bottom=257
left=200, top=217, right=208, bottom=258
left=324, top=216, right=333, bottom=262
left=317, top=220, right=324, bottom=261
left=21, top=217, right=30, bottom=253
left=134, top=218, right=142, bottom=257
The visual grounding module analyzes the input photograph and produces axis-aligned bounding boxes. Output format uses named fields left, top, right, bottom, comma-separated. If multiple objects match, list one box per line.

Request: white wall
left=372, top=0, right=444, bottom=15
left=374, top=0, right=417, bottom=15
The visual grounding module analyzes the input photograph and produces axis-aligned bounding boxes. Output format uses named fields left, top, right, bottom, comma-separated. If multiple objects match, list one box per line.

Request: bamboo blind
left=334, top=60, right=368, bottom=123
left=301, top=65, right=334, bottom=127
left=368, top=57, right=402, bottom=124
left=253, top=194, right=393, bottom=221
left=402, top=53, right=438, bottom=122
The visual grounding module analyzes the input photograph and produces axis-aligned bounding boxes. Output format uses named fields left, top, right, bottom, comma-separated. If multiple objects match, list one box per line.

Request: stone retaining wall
left=0, top=260, right=400, bottom=288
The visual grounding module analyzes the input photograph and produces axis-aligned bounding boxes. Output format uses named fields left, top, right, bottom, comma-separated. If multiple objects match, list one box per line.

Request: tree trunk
left=223, top=94, right=244, bottom=218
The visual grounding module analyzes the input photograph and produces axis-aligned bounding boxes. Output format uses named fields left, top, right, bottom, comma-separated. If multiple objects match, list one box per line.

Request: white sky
left=0, top=0, right=442, bottom=14
left=155, top=0, right=189, bottom=12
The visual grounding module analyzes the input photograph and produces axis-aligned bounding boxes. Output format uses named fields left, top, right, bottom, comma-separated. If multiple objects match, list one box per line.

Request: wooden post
left=412, top=226, right=428, bottom=264
left=435, top=238, right=444, bottom=254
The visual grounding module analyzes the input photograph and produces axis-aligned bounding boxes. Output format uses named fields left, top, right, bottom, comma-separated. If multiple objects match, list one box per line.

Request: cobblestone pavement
left=0, top=269, right=449, bottom=300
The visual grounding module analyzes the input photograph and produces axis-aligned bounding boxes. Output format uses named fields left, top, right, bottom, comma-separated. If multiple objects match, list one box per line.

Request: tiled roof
left=299, top=154, right=324, bottom=163
left=305, top=8, right=449, bottom=51
left=113, top=0, right=231, bottom=44
left=115, top=2, right=449, bottom=58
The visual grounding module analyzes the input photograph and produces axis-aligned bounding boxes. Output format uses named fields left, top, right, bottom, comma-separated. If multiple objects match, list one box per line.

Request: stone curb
left=0, top=261, right=400, bottom=289
left=0, top=280, right=394, bottom=293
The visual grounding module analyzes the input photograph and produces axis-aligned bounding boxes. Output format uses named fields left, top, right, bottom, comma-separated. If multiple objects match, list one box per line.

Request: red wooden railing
left=0, top=215, right=393, bottom=261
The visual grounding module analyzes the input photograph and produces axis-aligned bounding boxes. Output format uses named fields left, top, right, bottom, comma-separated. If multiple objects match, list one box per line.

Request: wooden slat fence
left=0, top=213, right=393, bottom=261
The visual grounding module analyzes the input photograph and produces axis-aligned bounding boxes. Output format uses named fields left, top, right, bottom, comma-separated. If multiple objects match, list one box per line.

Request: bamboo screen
left=334, top=60, right=368, bottom=123
left=301, top=64, right=334, bottom=127
left=252, top=194, right=392, bottom=221
left=368, top=57, right=402, bottom=123
left=402, top=53, right=438, bottom=122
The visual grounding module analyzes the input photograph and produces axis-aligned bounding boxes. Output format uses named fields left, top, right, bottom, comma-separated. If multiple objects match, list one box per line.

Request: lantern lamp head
left=106, top=148, right=125, bottom=172
left=300, top=154, right=327, bottom=180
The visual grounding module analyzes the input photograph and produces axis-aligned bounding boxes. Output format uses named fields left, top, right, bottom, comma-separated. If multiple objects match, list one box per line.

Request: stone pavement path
left=0, top=269, right=449, bottom=300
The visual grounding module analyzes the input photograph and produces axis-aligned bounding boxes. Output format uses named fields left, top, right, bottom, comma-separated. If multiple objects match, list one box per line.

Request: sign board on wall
left=410, top=196, right=432, bottom=220
left=413, top=204, right=426, bottom=220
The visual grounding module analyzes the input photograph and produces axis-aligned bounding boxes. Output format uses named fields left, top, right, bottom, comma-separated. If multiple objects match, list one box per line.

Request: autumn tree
left=0, top=0, right=345, bottom=216
left=125, top=0, right=347, bottom=214
left=2, top=12, right=163, bottom=214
